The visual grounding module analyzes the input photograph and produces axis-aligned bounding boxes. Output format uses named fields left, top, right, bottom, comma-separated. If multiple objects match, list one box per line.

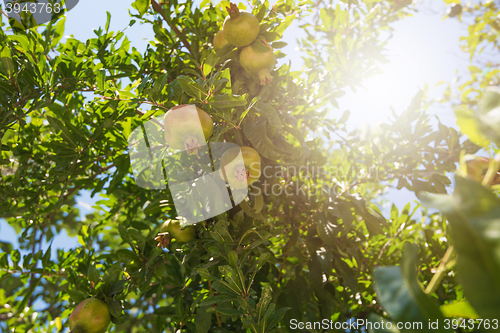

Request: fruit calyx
left=219, top=146, right=262, bottom=189
left=226, top=3, right=241, bottom=19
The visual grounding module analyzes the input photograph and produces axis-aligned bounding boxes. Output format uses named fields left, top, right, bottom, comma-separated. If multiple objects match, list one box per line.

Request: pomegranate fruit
left=239, top=39, right=275, bottom=85
left=223, top=3, right=260, bottom=47
left=465, top=155, right=500, bottom=184
left=164, top=105, right=214, bottom=154
left=447, top=3, right=462, bottom=17
left=69, top=298, right=111, bottom=333
left=219, top=146, right=261, bottom=189
left=213, top=30, right=229, bottom=53
left=161, top=219, right=196, bottom=242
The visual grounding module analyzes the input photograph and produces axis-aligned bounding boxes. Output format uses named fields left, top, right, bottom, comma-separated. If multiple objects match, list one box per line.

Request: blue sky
left=0, top=0, right=474, bottom=278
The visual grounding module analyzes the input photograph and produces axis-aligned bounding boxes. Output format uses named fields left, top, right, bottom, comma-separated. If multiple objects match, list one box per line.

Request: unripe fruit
left=223, top=3, right=260, bottom=47
left=240, top=39, right=275, bottom=85
left=394, top=0, right=412, bottom=9
left=219, top=146, right=261, bottom=189
left=213, top=30, right=229, bottom=53
left=492, top=20, right=500, bottom=31
left=69, top=298, right=111, bottom=333
left=161, top=219, right=196, bottom=242
left=465, top=155, right=500, bottom=185
left=164, top=105, right=214, bottom=154
left=447, top=4, right=462, bottom=17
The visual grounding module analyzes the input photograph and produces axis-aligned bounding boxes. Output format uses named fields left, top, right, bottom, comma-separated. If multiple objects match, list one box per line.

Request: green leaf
left=242, top=120, right=292, bottom=162
left=272, top=41, right=287, bottom=49
left=314, top=214, right=337, bottom=248
left=49, top=17, right=66, bottom=47
left=42, top=244, right=51, bottom=267
left=199, top=294, right=239, bottom=306
left=46, top=116, right=78, bottom=147
left=256, top=285, right=272, bottom=321
left=0, top=253, right=8, bottom=268
left=214, top=307, right=246, bottom=316
left=202, top=51, right=218, bottom=77
left=132, top=0, right=149, bottom=16
left=11, top=249, right=20, bottom=265
left=196, top=267, right=214, bottom=280
left=455, top=106, right=490, bottom=147
left=143, top=199, right=171, bottom=215
left=96, top=69, right=106, bottom=90
left=338, top=110, right=350, bottom=124
left=478, top=87, right=500, bottom=114
left=87, top=264, right=99, bottom=284
left=195, top=306, right=212, bottom=333
left=105, top=12, right=112, bottom=33
left=239, top=96, right=260, bottom=124
left=17, top=277, right=40, bottom=311
left=374, top=243, right=450, bottom=333
left=109, top=280, right=127, bottom=295
left=209, top=93, right=247, bottom=109
left=177, top=76, right=208, bottom=101
left=228, top=251, right=239, bottom=270
left=418, top=176, right=500, bottom=320
left=440, top=300, right=480, bottom=319
left=273, top=15, right=295, bottom=35
left=250, top=38, right=273, bottom=53
left=239, top=200, right=265, bottom=220
left=255, top=103, right=282, bottom=137
left=266, top=306, right=291, bottom=331
left=212, top=280, right=242, bottom=297
left=255, top=4, right=266, bottom=21
left=0, top=48, right=14, bottom=78
left=106, top=298, right=123, bottom=318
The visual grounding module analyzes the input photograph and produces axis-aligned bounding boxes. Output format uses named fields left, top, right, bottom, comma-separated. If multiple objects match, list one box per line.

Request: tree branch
left=150, top=0, right=193, bottom=54
left=425, top=246, right=456, bottom=295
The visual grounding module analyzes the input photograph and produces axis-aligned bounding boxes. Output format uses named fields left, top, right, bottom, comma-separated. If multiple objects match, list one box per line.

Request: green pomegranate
left=161, top=219, right=196, bottom=242
left=69, top=298, right=111, bottom=333
left=447, top=3, right=462, bottom=17
left=465, top=155, right=500, bottom=184
left=219, top=146, right=261, bottom=189
left=164, top=105, right=214, bottom=154
left=239, top=39, right=275, bottom=85
left=223, top=3, right=260, bottom=47
left=492, top=19, right=500, bottom=32
left=466, top=155, right=490, bottom=183
left=213, top=30, right=229, bottom=53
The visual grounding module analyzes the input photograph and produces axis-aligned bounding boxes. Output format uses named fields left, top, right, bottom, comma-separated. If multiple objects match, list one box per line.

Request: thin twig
left=425, top=246, right=455, bottom=295
left=0, top=8, right=9, bottom=19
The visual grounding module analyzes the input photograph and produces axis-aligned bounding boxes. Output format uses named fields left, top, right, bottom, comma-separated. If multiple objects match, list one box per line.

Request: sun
left=338, top=10, right=459, bottom=127
left=363, top=67, right=401, bottom=103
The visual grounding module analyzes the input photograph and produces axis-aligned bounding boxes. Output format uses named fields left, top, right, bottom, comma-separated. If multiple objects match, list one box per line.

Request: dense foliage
left=0, top=0, right=499, bottom=332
